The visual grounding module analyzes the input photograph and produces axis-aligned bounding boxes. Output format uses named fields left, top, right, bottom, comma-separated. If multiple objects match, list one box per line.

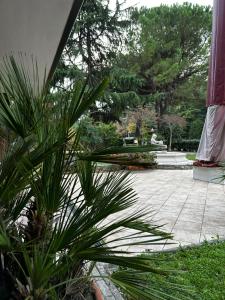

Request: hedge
left=172, top=139, right=200, bottom=152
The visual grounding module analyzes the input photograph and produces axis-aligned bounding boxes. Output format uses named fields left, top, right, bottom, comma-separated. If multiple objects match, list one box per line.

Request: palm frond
left=0, top=57, right=192, bottom=300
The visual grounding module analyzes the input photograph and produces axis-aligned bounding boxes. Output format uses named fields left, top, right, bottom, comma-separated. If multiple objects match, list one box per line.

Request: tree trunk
left=169, top=126, right=172, bottom=151
left=155, top=101, right=160, bottom=129
left=155, top=99, right=168, bottom=129
left=86, top=28, right=94, bottom=86
left=135, top=119, right=142, bottom=145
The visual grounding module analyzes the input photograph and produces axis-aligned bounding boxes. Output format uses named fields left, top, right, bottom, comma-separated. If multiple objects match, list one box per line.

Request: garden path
left=127, top=169, right=225, bottom=251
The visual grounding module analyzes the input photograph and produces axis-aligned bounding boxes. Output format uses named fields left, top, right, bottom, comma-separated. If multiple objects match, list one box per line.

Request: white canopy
left=0, top=0, right=83, bottom=85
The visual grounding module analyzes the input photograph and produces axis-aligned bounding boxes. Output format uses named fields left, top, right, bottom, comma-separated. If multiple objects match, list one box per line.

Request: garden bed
left=96, top=152, right=157, bottom=171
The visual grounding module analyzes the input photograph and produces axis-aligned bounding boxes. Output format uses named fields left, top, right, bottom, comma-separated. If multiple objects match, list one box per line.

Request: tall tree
left=53, top=2, right=212, bottom=129
left=113, top=3, right=212, bottom=117
left=162, top=114, right=186, bottom=150
left=52, top=0, right=130, bottom=88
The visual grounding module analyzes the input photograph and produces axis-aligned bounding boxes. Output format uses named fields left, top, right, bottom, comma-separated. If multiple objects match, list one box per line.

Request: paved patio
left=96, top=169, right=225, bottom=299
left=128, top=169, right=225, bottom=251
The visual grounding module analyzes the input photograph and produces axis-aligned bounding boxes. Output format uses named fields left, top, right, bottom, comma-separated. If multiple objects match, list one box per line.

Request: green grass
left=141, top=241, right=225, bottom=300
left=186, top=153, right=196, bottom=161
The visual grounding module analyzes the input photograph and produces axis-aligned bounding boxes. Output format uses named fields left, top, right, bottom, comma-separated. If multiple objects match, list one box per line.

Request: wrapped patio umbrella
left=196, top=0, right=225, bottom=165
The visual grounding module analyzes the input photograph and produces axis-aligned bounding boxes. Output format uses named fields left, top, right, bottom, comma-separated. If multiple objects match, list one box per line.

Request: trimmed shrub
left=172, top=139, right=200, bottom=152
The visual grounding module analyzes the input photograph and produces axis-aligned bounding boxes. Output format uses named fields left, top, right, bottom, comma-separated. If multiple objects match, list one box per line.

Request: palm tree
left=0, top=57, right=190, bottom=300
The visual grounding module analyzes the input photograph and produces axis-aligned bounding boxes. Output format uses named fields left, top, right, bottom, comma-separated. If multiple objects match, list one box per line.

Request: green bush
left=188, top=119, right=204, bottom=139
left=77, top=117, right=122, bottom=150
left=127, top=152, right=156, bottom=163
left=172, top=139, right=200, bottom=152
left=98, top=122, right=123, bottom=147
left=110, top=152, right=156, bottom=168
left=159, top=124, right=185, bottom=147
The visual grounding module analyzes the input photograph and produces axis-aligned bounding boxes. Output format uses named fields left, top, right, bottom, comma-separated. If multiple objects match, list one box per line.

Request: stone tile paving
left=96, top=169, right=225, bottom=299
left=93, top=264, right=124, bottom=300
left=132, top=169, right=225, bottom=251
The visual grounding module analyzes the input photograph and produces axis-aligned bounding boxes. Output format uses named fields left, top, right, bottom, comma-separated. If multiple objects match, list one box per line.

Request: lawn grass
left=186, top=153, right=196, bottom=161
left=141, top=241, right=225, bottom=300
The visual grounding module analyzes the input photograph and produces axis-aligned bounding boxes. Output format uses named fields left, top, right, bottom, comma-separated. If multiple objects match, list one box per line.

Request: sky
left=125, top=0, right=213, bottom=8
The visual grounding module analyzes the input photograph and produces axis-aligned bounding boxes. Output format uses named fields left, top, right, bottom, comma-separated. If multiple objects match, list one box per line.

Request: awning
left=0, top=0, right=83, bottom=85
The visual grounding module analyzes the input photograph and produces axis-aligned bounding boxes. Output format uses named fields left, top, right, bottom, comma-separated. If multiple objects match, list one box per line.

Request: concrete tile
left=162, top=223, right=175, bottom=232
left=145, top=203, right=162, bottom=210
left=199, top=233, right=216, bottom=242
left=173, top=220, right=202, bottom=232
left=186, top=195, right=206, bottom=202
left=146, top=200, right=167, bottom=206
left=201, top=225, right=225, bottom=238
left=183, top=203, right=205, bottom=211
left=204, top=208, right=225, bottom=218
left=158, top=206, right=181, bottom=213
left=208, top=191, right=225, bottom=197
left=161, top=203, right=184, bottom=211
left=189, top=191, right=207, bottom=196
left=180, top=207, right=204, bottom=216
left=172, top=229, right=200, bottom=244
left=156, top=214, right=179, bottom=224
left=207, top=195, right=225, bottom=202
left=164, top=203, right=185, bottom=210
left=163, top=240, right=192, bottom=251
left=203, top=216, right=225, bottom=227
left=127, top=169, right=225, bottom=247
left=178, top=212, right=203, bottom=223
left=205, top=202, right=225, bottom=210
left=153, top=215, right=178, bottom=225
left=208, top=183, right=224, bottom=189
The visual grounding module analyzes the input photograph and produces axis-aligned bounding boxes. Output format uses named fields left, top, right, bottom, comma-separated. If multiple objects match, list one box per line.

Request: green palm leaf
left=0, top=57, right=194, bottom=300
